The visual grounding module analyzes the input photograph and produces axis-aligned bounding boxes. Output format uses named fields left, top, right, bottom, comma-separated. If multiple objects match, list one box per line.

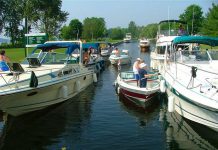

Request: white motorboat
left=99, top=42, right=112, bottom=57
left=161, top=36, right=218, bottom=132
left=0, top=41, right=97, bottom=116
left=115, top=71, right=160, bottom=108
left=123, top=33, right=132, bottom=43
left=151, top=20, right=188, bottom=72
left=139, top=39, right=150, bottom=47
left=139, top=38, right=150, bottom=52
left=109, top=49, right=131, bottom=65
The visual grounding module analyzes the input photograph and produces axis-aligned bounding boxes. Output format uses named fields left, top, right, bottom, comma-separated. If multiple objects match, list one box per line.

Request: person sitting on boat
left=83, top=49, right=89, bottom=65
left=138, top=63, right=155, bottom=88
left=114, top=47, right=120, bottom=56
left=133, top=58, right=141, bottom=86
left=0, top=49, right=10, bottom=71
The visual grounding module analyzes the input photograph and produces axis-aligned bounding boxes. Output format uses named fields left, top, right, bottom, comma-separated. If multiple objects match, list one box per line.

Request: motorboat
left=161, top=36, right=218, bottom=132
left=0, top=41, right=97, bottom=116
left=139, top=38, right=150, bottom=52
left=115, top=71, right=160, bottom=108
left=72, top=43, right=105, bottom=73
left=99, top=42, right=112, bottom=57
left=109, top=49, right=131, bottom=65
left=123, top=33, right=132, bottom=43
left=151, top=20, right=188, bottom=72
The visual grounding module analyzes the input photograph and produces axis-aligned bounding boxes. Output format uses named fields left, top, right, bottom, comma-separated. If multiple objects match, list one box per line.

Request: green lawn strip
left=200, top=44, right=218, bottom=50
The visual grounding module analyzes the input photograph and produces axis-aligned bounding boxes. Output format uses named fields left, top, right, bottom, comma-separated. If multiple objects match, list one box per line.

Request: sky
left=62, top=0, right=217, bottom=28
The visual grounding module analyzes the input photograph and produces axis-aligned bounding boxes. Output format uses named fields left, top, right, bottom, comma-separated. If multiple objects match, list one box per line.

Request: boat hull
left=140, top=46, right=150, bottom=52
left=119, top=88, right=157, bottom=108
left=164, top=70, right=218, bottom=132
left=116, top=74, right=160, bottom=109
left=109, top=57, right=131, bottom=65
left=0, top=72, right=94, bottom=116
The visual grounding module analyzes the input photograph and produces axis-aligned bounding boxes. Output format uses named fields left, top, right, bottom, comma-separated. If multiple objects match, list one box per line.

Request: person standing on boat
left=178, top=24, right=185, bottom=36
left=0, top=49, right=10, bottom=71
left=133, top=58, right=141, bottom=86
left=138, top=63, right=155, bottom=88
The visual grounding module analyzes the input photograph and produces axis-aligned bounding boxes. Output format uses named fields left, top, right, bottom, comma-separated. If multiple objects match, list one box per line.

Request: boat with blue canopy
left=0, top=40, right=97, bottom=116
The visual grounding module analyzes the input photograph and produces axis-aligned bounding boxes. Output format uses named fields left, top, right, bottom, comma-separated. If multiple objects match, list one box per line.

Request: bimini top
left=33, top=42, right=80, bottom=55
left=82, top=43, right=100, bottom=49
left=159, top=20, right=187, bottom=24
left=173, top=36, right=218, bottom=47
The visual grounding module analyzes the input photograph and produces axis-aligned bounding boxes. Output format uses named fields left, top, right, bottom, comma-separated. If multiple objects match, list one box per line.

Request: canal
left=0, top=41, right=217, bottom=150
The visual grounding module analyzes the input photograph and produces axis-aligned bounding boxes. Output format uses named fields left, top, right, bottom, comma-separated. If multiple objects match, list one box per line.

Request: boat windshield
left=156, top=45, right=170, bottom=54
left=22, top=48, right=79, bottom=65
left=208, top=51, right=218, bottom=60
left=173, top=50, right=210, bottom=62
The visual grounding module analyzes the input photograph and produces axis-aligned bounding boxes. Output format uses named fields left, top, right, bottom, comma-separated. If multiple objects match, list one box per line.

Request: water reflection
left=118, top=93, right=161, bottom=128
left=160, top=97, right=218, bottom=150
left=0, top=85, right=96, bottom=150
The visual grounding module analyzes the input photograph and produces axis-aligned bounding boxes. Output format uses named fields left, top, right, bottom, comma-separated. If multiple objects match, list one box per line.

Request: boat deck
left=124, top=79, right=159, bottom=89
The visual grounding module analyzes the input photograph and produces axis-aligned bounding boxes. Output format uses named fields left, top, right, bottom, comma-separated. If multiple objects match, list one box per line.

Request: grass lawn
left=4, top=48, right=28, bottom=62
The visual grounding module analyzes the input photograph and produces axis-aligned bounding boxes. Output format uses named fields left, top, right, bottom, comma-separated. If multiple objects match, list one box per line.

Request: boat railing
left=165, top=50, right=218, bottom=95
left=0, top=64, right=81, bottom=93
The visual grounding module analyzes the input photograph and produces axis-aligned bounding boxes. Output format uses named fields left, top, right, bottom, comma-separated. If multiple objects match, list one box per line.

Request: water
left=0, top=41, right=217, bottom=150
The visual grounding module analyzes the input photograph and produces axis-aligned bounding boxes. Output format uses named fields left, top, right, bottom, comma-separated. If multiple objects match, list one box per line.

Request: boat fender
left=160, top=80, right=166, bottom=93
left=117, top=86, right=120, bottom=94
left=168, top=96, right=175, bottom=112
left=93, top=73, right=97, bottom=83
left=61, top=85, right=68, bottom=98
left=158, top=65, right=162, bottom=72
left=75, top=81, right=81, bottom=92
left=29, top=71, right=38, bottom=88
left=115, top=82, right=119, bottom=94
left=150, top=61, right=153, bottom=69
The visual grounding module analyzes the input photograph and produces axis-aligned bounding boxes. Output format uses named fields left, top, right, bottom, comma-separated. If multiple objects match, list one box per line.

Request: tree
left=33, top=0, right=68, bottom=39
left=179, top=4, right=204, bottom=35
left=140, top=24, right=158, bottom=39
left=3, top=0, right=23, bottom=45
left=128, top=21, right=138, bottom=38
left=69, top=19, right=83, bottom=39
left=60, top=25, right=71, bottom=40
left=82, top=17, right=106, bottom=40
left=60, top=19, right=83, bottom=40
left=108, top=27, right=125, bottom=40
left=201, top=3, right=218, bottom=36
left=0, top=0, right=6, bottom=33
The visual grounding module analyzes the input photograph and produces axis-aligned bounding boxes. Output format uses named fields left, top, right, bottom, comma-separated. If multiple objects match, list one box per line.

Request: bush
left=0, top=42, right=24, bottom=49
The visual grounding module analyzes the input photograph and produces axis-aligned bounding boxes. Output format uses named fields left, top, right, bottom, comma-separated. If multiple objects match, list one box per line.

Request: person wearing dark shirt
left=138, top=63, right=155, bottom=88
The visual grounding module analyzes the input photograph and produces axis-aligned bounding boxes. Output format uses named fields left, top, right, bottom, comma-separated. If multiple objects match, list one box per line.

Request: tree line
left=0, top=1, right=217, bottom=47
left=61, top=3, right=218, bottom=41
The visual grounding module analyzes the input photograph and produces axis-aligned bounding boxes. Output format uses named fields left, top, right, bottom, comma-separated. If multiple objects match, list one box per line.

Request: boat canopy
left=173, top=36, right=218, bottom=47
left=82, top=43, right=100, bottom=49
left=159, top=20, right=187, bottom=24
left=33, top=42, right=80, bottom=55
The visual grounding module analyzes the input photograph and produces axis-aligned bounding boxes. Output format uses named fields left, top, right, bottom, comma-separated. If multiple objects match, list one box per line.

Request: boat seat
left=7, top=62, right=25, bottom=74
left=27, top=57, right=41, bottom=68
